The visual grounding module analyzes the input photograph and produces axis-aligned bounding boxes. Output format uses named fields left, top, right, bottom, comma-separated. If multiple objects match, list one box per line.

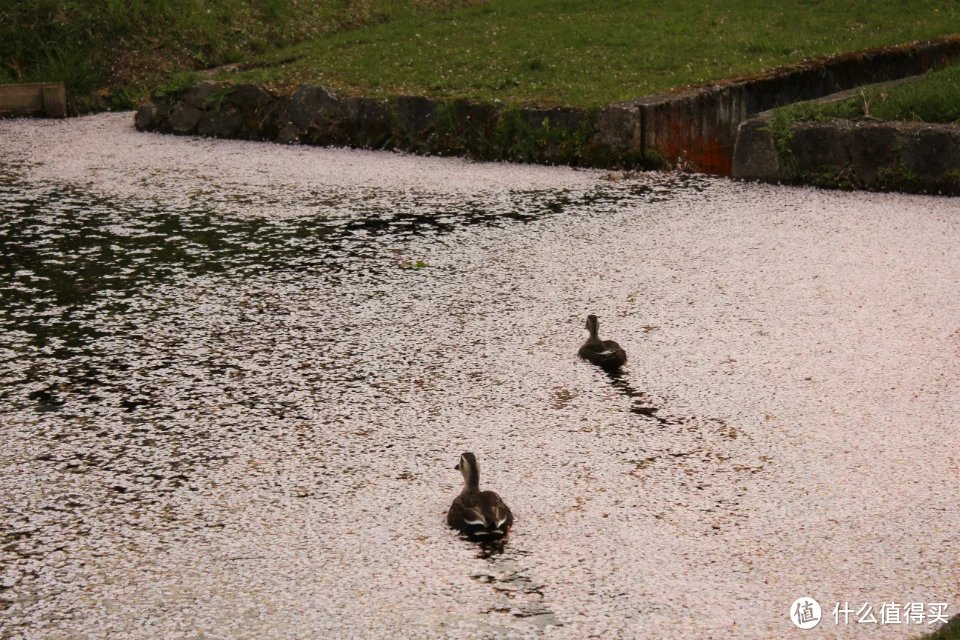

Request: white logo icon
left=790, top=597, right=822, bottom=629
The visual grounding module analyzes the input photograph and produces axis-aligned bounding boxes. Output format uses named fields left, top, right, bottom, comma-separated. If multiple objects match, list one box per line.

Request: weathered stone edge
left=732, top=74, right=960, bottom=195
left=135, top=82, right=659, bottom=170
left=731, top=76, right=925, bottom=182
left=135, top=34, right=960, bottom=175
left=734, top=117, right=960, bottom=195
left=618, top=34, right=960, bottom=175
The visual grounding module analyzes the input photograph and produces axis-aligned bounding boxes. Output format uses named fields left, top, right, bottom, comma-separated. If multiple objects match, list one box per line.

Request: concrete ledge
left=0, top=83, right=67, bottom=118
left=136, top=82, right=659, bottom=169
left=618, top=35, right=960, bottom=174
left=135, top=35, right=960, bottom=174
left=734, top=116, right=960, bottom=195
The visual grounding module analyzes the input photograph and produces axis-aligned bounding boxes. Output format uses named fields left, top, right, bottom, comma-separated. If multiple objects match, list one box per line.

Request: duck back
left=579, top=339, right=627, bottom=370
left=448, top=490, right=513, bottom=538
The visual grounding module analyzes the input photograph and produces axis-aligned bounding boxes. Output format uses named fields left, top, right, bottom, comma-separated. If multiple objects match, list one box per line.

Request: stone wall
left=136, top=83, right=659, bottom=169
left=733, top=116, right=960, bottom=195
left=136, top=35, right=960, bottom=175
left=615, top=35, right=960, bottom=174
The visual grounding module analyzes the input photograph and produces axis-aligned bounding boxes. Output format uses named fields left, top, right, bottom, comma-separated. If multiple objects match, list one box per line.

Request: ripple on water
left=0, top=162, right=721, bottom=637
left=3, top=123, right=959, bottom=640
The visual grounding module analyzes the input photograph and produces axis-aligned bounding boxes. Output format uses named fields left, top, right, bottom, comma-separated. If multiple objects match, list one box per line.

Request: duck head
left=585, top=314, right=599, bottom=337
left=455, top=451, right=480, bottom=490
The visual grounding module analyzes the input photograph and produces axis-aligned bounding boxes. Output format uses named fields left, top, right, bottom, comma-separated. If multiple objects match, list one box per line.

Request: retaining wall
left=620, top=35, right=960, bottom=174
left=136, top=84, right=656, bottom=169
left=734, top=115, right=960, bottom=195
left=136, top=36, right=960, bottom=174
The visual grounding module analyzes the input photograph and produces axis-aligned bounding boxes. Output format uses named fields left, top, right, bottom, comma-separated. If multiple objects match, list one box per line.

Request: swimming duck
left=447, top=452, right=513, bottom=538
left=578, top=314, right=627, bottom=371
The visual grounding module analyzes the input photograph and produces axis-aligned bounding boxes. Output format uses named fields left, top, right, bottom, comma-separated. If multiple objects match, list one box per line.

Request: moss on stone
left=786, top=162, right=960, bottom=195
left=765, top=110, right=800, bottom=179
left=148, top=80, right=666, bottom=170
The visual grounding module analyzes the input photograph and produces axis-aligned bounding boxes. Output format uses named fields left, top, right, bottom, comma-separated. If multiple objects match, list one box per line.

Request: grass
left=215, top=0, right=960, bottom=108
left=766, top=63, right=960, bottom=183
left=0, top=1, right=479, bottom=112
left=772, top=63, right=960, bottom=125
left=3, top=1, right=960, bottom=112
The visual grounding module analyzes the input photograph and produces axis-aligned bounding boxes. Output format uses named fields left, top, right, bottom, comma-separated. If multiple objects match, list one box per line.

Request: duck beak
left=454, top=463, right=460, bottom=470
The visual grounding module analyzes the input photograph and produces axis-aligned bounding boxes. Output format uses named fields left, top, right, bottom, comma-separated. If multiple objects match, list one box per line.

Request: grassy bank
left=765, top=63, right=960, bottom=188
left=217, top=0, right=960, bottom=107
left=773, top=62, right=960, bottom=126
left=4, top=2, right=960, bottom=113
left=0, top=0, right=478, bottom=112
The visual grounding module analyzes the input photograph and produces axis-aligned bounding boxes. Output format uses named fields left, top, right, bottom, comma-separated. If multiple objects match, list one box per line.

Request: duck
left=447, top=452, right=513, bottom=539
left=578, top=314, right=627, bottom=371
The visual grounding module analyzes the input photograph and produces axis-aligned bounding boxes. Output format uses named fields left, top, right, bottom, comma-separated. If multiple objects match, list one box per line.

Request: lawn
left=0, top=0, right=478, bottom=110
left=774, top=62, right=960, bottom=124
left=217, top=0, right=960, bottom=107
left=3, top=2, right=960, bottom=111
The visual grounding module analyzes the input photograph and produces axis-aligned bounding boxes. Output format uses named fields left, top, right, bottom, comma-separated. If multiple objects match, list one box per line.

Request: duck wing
left=448, top=495, right=493, bottom=536
left=479, top=491, right=513, bottom=534
left=448, top=496, right=483, bottom=527
left=601, top=340, right=627, bottom=364
left=448, top=492, right=512, bottom=538
left=579, top=339, right=627, bottom=369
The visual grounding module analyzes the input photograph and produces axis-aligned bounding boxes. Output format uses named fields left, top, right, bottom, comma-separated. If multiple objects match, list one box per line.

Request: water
left=1, top=114, right=958, bottom=639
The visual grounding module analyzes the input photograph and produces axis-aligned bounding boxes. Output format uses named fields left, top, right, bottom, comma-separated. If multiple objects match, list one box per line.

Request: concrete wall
left=135, top=35, right=960, bottom=176
left=616, top=35, right=960, bottom=175
left=733, top=115, right=960, bottom=195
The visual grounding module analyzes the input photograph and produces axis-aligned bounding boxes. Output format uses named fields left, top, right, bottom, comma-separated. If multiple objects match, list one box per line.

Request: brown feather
left=447, top=453, right=513, bottom=538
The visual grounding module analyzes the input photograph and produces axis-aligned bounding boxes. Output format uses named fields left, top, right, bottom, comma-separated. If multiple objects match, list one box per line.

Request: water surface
left=2, top=114, right=958, bottom=639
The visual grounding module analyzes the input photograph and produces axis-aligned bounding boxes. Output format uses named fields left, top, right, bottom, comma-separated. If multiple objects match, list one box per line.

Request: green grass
left=0, top=1, right=478, bottom=111
left=774, top=63, right=960, bottom=125
left=215, top=0, right=960, bottom=108
left=767, top=62, right=960, bottom=178
left=4, top=1, right=960, bottom=112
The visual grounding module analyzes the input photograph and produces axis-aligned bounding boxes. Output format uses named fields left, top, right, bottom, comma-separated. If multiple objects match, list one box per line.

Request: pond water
left=1, top=114, right=958, bottom=639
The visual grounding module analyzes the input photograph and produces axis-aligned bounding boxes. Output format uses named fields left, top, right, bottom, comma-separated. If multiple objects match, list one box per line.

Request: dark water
left=5, top=142, right=957, bottom=639
left=1, top=164, right=717, bottom=638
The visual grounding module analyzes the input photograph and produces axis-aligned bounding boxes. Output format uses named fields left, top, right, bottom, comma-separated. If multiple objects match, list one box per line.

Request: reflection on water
left=0, top=171, right=703, bottom=393
left=5, top=117, right=958, bottom=638
left=470, top=542, right=561, bottom=630
left=605, top=370, right=679, bottom=426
